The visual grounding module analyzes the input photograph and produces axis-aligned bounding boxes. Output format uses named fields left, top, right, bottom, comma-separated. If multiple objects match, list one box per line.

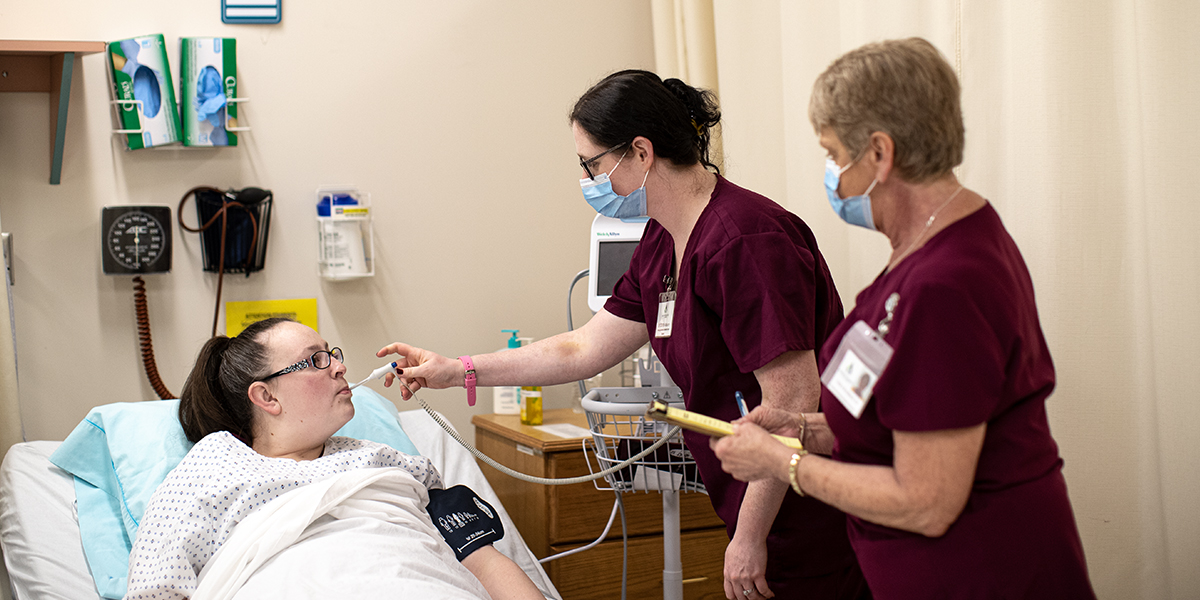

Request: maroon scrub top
left=606, top=176, right=857, bottom=579
left=820, top=203, right=1094, bottom=598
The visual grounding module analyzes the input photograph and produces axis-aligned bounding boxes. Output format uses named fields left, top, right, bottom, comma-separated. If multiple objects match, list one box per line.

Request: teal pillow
left=48, top=387, right=417, bottom=599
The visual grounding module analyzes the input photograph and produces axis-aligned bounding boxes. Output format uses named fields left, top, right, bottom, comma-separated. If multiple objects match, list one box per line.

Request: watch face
left=102, top=207, right=172, bottom=274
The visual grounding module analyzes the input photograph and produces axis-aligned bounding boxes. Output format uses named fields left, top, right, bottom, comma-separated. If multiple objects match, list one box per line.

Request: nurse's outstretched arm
left=461, top=546, right=546, bottom=600
left=378, top=309, right=648, bottom=399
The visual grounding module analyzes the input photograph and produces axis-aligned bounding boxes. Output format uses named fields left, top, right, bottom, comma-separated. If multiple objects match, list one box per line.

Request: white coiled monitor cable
left=403, top=381, right=680, bottom=486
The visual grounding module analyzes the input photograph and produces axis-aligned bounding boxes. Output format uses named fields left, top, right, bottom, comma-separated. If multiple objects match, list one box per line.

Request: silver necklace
left=888, top=184, right=965, bottom=270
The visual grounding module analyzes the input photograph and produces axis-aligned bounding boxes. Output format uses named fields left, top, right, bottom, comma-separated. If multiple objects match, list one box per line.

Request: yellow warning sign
left=225, top=298, right=318, bottom=337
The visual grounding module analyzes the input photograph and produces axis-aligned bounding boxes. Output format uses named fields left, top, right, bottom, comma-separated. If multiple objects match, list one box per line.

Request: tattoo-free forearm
left=472, top=310, right=647, bottom=387
left=800, top=413, right=836, bottom=455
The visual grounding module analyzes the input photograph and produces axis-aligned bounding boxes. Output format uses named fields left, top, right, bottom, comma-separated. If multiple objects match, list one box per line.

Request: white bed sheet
left=0, top=409, right=559, bottom=600
left=0, top=440, right=96, bottom=600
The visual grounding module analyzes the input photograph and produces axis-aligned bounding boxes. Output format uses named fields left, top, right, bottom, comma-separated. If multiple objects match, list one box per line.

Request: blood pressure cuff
left=426, top=485, right=504, bottom=561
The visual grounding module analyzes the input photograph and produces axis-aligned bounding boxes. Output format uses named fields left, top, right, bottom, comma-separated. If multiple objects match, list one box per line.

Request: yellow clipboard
left=645, top=401, right=804, bottom=450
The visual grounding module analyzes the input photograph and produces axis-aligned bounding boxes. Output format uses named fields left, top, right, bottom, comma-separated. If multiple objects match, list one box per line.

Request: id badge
left=820, top=321, right=894, bottom=419
left=655, top=290, right=676, bottom=338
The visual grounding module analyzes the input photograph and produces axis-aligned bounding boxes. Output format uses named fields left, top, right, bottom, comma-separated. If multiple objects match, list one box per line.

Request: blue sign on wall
left=222, top=0, right=282, bottom=24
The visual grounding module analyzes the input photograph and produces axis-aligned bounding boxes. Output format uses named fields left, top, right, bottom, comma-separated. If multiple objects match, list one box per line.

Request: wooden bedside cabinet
left=472, top=409, right=728, bottom=600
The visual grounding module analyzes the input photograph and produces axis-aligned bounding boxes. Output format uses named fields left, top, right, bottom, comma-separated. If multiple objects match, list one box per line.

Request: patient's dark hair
left=178, top=317, right=293, bottom=445
left=570, top=69, right=722, bottom=174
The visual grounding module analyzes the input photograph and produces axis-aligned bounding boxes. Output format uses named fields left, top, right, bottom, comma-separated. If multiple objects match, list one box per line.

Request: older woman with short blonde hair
left=712, top=38, right=1095, bottom=599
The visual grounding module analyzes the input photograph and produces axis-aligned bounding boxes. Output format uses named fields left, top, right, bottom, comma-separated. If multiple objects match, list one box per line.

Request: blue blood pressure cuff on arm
left=426, top=485, right=504, bottom=561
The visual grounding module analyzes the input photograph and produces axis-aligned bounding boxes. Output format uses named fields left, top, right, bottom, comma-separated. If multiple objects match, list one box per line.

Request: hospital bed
left=0, top=390, right=560, bottom=600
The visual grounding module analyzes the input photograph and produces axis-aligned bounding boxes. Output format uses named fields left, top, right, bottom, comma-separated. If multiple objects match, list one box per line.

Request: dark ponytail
left=178, top=317, right=292, bottom=445
left=570, top=69, right=721, bottom=174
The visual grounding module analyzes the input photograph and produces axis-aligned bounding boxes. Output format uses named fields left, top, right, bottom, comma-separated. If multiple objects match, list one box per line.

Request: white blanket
left=194, top=468, right=491, bottom=600
left=0, top=413, right=559, bottom=600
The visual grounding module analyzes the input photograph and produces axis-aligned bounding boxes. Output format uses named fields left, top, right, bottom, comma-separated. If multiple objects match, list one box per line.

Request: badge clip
left=876, top=292, right=900, bottom=338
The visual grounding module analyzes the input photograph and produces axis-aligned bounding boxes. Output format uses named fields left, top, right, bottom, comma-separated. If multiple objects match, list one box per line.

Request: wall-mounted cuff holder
left=191, top=187, right=273, bottom=274
left=316, top=186, right=374, bottom=280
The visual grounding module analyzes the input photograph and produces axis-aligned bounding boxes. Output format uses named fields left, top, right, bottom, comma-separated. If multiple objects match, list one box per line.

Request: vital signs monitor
left=588, top=214, right=647, bottom=312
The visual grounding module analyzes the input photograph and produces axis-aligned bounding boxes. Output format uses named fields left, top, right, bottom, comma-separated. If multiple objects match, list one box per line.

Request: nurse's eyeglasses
left=580, top=142, right=628, bottom=180
left=262, top=348, right=344, bottom=381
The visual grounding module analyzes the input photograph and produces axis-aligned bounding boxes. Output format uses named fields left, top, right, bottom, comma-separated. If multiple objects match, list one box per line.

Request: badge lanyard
left=655, top=273, right=676, bottom=338
left=819, top=292, right=899, bottom=419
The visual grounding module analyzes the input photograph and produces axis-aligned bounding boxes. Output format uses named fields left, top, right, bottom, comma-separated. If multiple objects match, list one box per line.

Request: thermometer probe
left=349, top=361, right=399, bottom=390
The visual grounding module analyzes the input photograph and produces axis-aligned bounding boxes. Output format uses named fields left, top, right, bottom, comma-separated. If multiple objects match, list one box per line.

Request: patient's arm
left=461, top=546, right=544, bottom=600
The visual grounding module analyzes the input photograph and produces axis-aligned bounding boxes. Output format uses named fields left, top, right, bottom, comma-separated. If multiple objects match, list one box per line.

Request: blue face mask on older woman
left=825, top=157, right=878, bottom=230
left=580, top=150, right=651, bottom=222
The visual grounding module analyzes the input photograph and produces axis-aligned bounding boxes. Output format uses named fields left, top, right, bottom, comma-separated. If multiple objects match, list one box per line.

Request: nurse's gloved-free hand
left=375, top=342, right=462, bottom=401
left=711, top=422, right=795, bottom=486
left=724, top=533, right=773, bottom=600
left=737, top=405, right=804, bottom=439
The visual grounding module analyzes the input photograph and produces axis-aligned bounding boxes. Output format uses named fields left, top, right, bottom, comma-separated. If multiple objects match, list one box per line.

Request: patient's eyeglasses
left=580, top=142, right=628, bottom=180
left=261, top=348, right=344, bottom=381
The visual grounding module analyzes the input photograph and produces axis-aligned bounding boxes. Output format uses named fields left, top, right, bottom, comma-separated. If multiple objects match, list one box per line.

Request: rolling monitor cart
left=582, top=377, right=702, bottom=600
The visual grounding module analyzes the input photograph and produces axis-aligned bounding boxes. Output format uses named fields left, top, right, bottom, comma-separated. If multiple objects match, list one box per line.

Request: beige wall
left=0, top=1, right=654, bottom=444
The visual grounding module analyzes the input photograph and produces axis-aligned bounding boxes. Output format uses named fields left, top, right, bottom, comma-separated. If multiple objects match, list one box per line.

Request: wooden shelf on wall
left=0, top=40, right=106, bottom=185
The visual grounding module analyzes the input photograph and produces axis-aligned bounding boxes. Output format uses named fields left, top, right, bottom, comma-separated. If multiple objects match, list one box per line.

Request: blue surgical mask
left=825, top=157, right=878, bottom=230
left=580, top=150, right=651, bottom=222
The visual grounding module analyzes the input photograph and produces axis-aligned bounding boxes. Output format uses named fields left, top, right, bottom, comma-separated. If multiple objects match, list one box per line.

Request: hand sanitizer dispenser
left=492, top=329, right=521, bottom=415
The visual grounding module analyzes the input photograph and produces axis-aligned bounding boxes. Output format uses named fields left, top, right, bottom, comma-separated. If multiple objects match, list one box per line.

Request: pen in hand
left=735, top=390, right=749, bottom=418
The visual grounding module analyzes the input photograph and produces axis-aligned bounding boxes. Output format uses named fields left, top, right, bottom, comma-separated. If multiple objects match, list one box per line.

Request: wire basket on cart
left=581, top=387, right=706, bottom=495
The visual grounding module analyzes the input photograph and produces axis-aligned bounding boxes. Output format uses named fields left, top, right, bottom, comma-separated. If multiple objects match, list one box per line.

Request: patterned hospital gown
left=123, top=431, right=442, bottom=600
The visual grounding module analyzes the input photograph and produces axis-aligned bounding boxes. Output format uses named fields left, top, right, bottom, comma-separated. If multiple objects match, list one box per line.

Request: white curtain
left=651, top=0, right=724, bottom=170
left=705, top=1, right=1199, bottom=598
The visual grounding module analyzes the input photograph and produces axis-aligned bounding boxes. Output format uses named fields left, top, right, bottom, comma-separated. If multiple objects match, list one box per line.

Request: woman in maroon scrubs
left=377, top=70, right=867, bottom=599
left=711, top=38, right=1095, bottom=599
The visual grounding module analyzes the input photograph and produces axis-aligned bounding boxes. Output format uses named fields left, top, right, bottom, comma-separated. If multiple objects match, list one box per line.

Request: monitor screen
left=588, top=214, right=647, bottom=312
left=595, top=240, right=640, bottom=297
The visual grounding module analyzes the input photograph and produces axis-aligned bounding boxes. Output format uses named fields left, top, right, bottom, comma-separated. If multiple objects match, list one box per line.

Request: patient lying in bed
left=123, top=317, right=542, bottom=600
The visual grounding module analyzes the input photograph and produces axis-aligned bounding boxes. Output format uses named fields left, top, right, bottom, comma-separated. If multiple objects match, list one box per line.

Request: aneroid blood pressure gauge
left=101, top=206, right=173, bottom=274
